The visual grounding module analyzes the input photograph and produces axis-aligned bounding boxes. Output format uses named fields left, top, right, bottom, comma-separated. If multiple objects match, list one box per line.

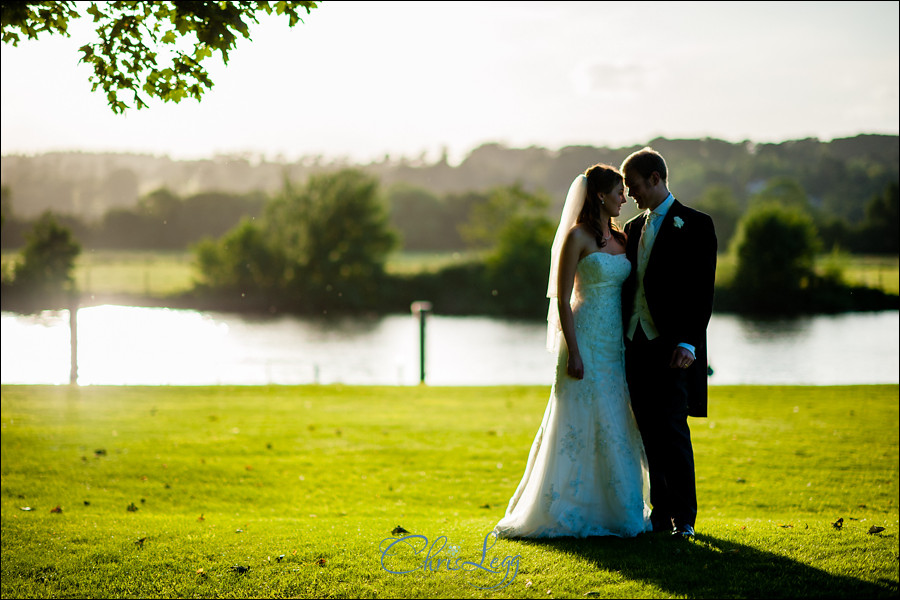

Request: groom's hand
left=669, top=347, right=695, bottom=370
left=567, top=354, right=584, bottom=379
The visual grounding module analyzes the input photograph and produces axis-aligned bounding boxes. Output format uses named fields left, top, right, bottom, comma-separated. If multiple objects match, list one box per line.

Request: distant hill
left=1, top=135, right=897, bottom=225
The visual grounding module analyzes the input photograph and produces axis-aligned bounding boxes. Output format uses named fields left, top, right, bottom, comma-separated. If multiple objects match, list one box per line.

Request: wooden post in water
left=410, top=301, right=432, bottom=385
left=69, top=294, right=79, bottom=385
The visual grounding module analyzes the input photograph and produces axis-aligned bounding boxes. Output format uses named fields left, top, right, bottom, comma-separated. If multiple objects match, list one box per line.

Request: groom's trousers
left=625, top=326, right=698, bottom=529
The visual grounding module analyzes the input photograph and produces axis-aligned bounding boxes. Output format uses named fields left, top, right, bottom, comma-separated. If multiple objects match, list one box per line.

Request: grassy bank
left=2, top=384, right=897, bottom=599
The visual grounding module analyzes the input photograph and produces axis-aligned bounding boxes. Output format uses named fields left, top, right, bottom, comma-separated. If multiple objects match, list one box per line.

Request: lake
left=1, top=306, right=897, bottom=386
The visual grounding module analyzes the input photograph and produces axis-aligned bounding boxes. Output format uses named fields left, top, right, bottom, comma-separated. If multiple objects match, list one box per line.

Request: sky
left=1, top=1, right=898, bottom=165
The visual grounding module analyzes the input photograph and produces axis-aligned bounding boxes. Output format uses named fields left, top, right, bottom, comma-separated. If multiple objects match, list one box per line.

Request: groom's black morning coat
left=622, top=199, right=717, bottom=417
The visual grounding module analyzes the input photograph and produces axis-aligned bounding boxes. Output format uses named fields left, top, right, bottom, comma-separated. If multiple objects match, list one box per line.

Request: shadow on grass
left=515, top=532, right=898, bottom=599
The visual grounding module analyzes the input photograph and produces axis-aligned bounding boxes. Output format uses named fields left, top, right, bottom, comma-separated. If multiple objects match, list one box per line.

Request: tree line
left=3, top=164, right=897, bottom=258
left=2, top=166, right=897, bottom=318
left=2, top=135, right=898, bottom=248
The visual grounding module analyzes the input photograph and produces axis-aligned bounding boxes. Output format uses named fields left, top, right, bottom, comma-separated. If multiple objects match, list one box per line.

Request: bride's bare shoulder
left=567, top=223, right=592, bottom=241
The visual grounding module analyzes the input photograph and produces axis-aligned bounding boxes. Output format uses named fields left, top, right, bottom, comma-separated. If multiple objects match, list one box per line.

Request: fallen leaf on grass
left=868, top=526, right=886, bottom=535
left=832, top=518, right=843, bottom=529
left=392, top=526, right=410, bottom=535
left=197, top=514, right=205, bottom=521
left=316, top=558, right=327, bottom=566
left=50, top=505, right=63, bottom=513
left=196, top=568, right=207, bottom=578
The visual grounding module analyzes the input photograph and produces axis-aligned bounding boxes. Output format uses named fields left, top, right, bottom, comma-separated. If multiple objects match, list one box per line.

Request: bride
left=493, top=164, right=651, bottom=538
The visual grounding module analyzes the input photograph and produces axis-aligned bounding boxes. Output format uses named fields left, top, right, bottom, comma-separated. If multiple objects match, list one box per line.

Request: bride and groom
left=493, top=147, right=717, bottom=539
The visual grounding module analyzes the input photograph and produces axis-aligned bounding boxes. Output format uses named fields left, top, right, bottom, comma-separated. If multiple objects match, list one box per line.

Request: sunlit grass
left=1, top=250, right=197, bottom=298
left=714, top=253, right=899, bottom=294
left=3, top=250, right=897, bottom=298
left=75, top=250, right=197, bottom=297
left=384, top=250, right=485, bottom=275
left=2, top=384, right=897, bottom=599
left=822, top=253, right=899, bottom=295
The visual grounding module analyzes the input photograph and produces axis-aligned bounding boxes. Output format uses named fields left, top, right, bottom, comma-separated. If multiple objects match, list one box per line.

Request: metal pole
left=69, top=295, right=78, bottom=385
left=410, top=301, right=432, bottom=385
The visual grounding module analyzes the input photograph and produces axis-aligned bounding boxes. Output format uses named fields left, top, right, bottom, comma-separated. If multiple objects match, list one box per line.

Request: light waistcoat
left=627, top=193, right=674, bottom=341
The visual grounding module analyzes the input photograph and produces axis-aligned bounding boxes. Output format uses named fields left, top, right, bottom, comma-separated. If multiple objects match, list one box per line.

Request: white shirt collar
left=649, top=193, right=675, bottom=219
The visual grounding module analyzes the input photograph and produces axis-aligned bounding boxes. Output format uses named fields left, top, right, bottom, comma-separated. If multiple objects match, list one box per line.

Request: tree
left=749, top=177, right=810, bottom=211
left=194, top=217, right=285, bottom=297
left=694, top=184, right=741, bottom=248
left=386, top=184, right=449, bottom=251
left=484, top=213, right=555, bottom=317
left=460, top=183, right=551, bottom=249
left=1, top=1, right=318, bottom=113
left=266, top=169, right=397, bottom=310
left=855, top=182, right=899, bottom=254
left=729, top=203, right=821, bottom=313
left=195, top=169, right=398, bottom=312
left=12, top=212, right=82, bottom=302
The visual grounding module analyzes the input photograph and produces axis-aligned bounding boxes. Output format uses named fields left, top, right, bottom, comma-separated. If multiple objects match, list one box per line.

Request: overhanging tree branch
left=1, top=0, right=318, bottom=113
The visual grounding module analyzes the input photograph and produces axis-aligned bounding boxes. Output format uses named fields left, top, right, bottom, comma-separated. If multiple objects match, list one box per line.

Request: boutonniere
left=673, top=216, right=685, bottom=229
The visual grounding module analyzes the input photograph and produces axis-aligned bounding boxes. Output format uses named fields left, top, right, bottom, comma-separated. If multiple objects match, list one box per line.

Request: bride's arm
left=557, top=227, right=584, bottom=379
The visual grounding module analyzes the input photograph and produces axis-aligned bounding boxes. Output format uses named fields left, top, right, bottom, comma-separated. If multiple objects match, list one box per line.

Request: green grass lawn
left=2, top=384, right=897, bottom=599
left=2, top=250, right=197, bottom=298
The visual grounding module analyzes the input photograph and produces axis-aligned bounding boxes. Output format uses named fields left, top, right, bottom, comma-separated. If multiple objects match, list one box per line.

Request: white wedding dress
left=494, top=251, right=651, bottom=538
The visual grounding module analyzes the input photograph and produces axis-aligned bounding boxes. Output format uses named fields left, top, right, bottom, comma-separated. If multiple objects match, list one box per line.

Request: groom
left=620, top=147, right=717, bottom=538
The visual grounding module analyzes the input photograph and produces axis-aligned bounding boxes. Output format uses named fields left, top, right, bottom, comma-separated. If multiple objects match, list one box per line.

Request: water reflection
left=1, top=306, right=897, bottom=386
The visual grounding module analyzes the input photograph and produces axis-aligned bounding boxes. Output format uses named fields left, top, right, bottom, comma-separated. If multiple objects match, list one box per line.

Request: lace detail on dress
left=494, top=252, right=651, bottom=539
left=559, top=424, right=585, bottom=462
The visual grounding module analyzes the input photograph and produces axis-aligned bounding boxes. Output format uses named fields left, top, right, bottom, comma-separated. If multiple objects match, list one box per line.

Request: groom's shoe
left=673, top=523, right=695, bottom=538
left=651, top=517, right=674, bottom=533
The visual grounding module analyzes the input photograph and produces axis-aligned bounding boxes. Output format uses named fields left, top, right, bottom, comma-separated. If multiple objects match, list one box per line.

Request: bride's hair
left=579, top=163, right=626, bottom=248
